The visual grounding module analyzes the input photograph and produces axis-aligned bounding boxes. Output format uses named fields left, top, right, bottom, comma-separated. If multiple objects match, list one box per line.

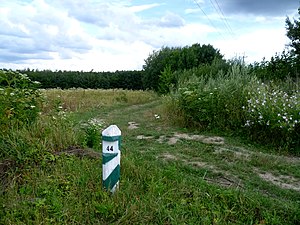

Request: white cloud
left=0, top=0, right=295, bottom=71
left=128, top=3, right=161, bottom=13
left=214, top=27, right=289, bottom=63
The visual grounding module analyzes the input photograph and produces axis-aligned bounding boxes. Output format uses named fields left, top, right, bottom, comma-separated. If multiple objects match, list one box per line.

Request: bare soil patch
left=54, top=146, right=101, bottom=159
left=257, top=171, right=300, bottom=192
left=159, top=153, right=180, bottom=161
left=128, top=122, right=139, bottom=130
left=136, top=135, right=154, bottom=140
left=139, top=132, right=225, bottom=145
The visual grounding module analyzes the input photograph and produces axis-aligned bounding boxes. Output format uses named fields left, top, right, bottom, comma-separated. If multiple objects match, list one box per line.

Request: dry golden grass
left=41, top=88, right=158, bottom=113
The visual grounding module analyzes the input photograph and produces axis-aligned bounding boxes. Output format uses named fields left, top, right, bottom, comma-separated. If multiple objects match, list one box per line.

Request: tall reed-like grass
left=167, top=65, right=300, bottom=152
left=171, top=65, right=255, bottom=130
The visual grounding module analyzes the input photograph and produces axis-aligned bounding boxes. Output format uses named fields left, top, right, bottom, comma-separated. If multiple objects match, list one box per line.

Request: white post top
left=102, top=125, right=121, bottom=137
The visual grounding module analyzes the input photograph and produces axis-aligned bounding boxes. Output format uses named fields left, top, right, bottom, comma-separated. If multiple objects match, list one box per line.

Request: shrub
left=0, top=70, right=42, bottom=133
left=173, top=65, right=255, bottom=130
left=169, top=64, right=300, bottom=152
left=81, top=118, right=104, bottom=149
left=243, top=81, right=299, bottom=151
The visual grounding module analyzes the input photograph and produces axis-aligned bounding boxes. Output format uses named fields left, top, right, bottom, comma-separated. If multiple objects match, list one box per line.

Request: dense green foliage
left=17, top=69, right=144, bottom=90
left=142, top=43, right=224, bottom=92
left=250, top=51, right=300, bottom=80
left=0, top=70, right=42, bottom=133
left=174, top=65, right=253, bottom=130
left=168, top=64, right=300, bottom=152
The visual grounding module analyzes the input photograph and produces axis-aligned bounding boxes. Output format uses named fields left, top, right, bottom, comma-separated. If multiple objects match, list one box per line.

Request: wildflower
left=245, top=120, right=251, bottom=126
left=30, top=105, right=36, bottom=109
left=154, top=114, right=160, bottom=119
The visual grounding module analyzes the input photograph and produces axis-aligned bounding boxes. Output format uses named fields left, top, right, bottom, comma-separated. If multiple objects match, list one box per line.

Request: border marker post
left=102, top=125, right=121, bottom=193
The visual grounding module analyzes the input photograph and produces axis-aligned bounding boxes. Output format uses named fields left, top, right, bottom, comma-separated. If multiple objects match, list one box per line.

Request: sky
left=0, top=0, right=299, bottom=72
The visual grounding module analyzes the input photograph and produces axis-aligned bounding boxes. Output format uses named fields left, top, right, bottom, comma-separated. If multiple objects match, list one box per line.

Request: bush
left=173, top=65, right=255, bottom=130
left=243, top=81, right=300, bottom=151
left=0, top=70, right=42, bottom=133
left=169, top=65, right=300, bottom=152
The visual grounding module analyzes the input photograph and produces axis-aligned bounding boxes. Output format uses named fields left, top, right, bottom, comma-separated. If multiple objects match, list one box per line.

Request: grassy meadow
left=1, top=85, right=300, bottom=224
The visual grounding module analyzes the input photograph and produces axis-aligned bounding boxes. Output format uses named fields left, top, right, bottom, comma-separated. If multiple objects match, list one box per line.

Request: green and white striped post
left=102, top=125, right=121, bottom=193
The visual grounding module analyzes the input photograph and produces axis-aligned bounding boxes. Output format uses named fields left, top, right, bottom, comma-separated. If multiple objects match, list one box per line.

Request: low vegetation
left=1, top=71, right=300, bottom=224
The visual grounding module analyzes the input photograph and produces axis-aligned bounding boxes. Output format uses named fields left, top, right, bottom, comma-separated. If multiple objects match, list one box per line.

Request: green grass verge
left=1, top=89, right=300, bottom=224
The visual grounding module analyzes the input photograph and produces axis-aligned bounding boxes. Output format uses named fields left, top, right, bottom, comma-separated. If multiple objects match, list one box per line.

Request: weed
left=0, top=70, right=42, bottom=133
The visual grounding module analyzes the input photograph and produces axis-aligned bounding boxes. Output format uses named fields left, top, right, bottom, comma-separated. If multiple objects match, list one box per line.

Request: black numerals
left=106, top=146, right=114, bottom=151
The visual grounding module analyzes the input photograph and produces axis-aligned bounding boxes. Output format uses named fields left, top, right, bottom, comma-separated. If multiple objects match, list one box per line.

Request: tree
left=142, top=43, right=223, bottom=91
left=286, top=7, right=300, bottom=59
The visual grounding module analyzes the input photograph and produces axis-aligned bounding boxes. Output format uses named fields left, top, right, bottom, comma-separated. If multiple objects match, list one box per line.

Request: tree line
left=16, top=69, right=144, bottom=90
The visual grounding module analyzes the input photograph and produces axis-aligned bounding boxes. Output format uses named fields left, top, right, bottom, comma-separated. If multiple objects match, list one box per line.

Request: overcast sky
left=0, top=0, right=299, bottom=71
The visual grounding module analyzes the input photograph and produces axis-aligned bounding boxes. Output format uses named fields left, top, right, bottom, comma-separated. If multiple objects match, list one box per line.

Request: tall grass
left=42, top=88, right=157, bottom=113
left=167, top=64, right=300, bottom=152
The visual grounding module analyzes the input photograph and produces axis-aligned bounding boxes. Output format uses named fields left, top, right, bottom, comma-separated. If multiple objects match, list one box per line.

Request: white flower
left=154, top=114, right=160, bottom=119
left=30, top=105, right=36, bottom=108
